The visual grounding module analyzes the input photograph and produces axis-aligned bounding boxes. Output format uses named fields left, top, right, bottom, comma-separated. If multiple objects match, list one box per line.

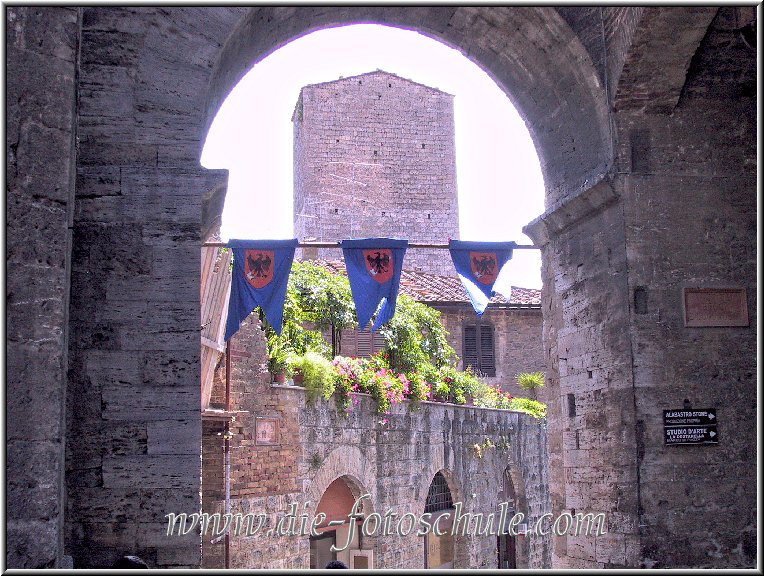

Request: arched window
left=424, top=471, right=454, bottom=513
left=423, top=472, right=455, bottom=569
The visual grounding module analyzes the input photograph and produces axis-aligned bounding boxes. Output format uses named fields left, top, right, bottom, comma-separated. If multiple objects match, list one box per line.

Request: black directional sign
left=663, top=409, right=719, bottom=445
left=663, top=409, right=716, bottom=426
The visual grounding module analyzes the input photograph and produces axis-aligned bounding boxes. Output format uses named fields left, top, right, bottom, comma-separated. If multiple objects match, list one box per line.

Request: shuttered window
left=463, top=322, right=496, bottom=377
left=340, top=329, right=384, bottom=358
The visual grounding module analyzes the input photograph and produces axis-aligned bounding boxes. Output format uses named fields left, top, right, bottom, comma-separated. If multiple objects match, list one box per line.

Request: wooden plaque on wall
left=683, top=287, right=749, bottom=327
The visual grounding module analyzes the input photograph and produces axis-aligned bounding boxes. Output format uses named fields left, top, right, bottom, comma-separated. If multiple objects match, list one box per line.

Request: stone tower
left=292, top=70, right=459, bottom=274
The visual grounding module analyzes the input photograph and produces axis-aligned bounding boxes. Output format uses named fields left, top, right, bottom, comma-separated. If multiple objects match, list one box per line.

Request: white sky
left=201, top=24, right=544, bottom=289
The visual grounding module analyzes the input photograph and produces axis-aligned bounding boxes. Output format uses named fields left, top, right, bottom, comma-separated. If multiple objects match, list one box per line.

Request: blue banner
left=224, top=239, right=298, bottom=340
left=449, top=240, right=516, bottom=315
left=340, top=238, right=408, bottom=331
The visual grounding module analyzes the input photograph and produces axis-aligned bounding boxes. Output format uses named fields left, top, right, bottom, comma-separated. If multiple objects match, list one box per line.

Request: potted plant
left=266, top=334, right=294, bottom=384
left=291, top=351, right=335, bottom=402
left=517, top=371, right=545, bottom=399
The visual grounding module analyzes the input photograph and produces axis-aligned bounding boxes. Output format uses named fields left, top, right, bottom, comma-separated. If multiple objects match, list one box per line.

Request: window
left=462, top=321, right=495, bottom=376
left=340, top=328, right=384, bottom=358
left=310, top=531, right=336, bottom=569
left=424, top=472, right=455, bottom=569
left=424, top=472, right=453, bottom=514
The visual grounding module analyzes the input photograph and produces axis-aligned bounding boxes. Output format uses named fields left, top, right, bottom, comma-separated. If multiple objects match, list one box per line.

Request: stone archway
left=304, top=445, right=377, bottom=569
left=198, top=12, right=613, bottom=568
left=305, top=444, right=377, bottom=512
left=201, top=6, right=612, bottom=213
left=10, top=5, right=755, bottom=571
left=498, top=466, right=528, bottom=569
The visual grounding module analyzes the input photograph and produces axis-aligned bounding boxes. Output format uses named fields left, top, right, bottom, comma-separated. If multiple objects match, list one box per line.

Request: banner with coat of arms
left=448, top=240, right=516, bottom=316
left=224, top=239, right=299, bottom=340
left=340, top=238, right=408, bottom=331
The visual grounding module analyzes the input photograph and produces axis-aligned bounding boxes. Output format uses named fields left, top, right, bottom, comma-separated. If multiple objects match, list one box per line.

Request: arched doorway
left=310, top=476, right=371, bottom=569
left=423, top=471, right=456, bottom=569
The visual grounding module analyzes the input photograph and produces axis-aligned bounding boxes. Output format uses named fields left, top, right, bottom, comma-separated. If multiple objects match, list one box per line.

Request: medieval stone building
left=293, top=70, right=460, bottom=274
left=7, top=6, right=757, bottom=570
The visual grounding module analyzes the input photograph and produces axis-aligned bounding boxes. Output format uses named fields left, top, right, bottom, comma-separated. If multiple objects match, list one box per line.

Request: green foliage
left=451, top=366, right=482, bottom=404
left=474, top=383, right=514, bottom=410
left=507, top=397, right=547, bottom=419
left=517, top=371, right=545, bottom=391
left=288, top=261, right=357, bottom=332
left=256, top=261, right=549, bottom=420
left=291, top=351, right=335, bottom=403
left=377, top=295, right=455, bottom=373
left=265, top=332, right=295, bottom=376
left=404, top=370, right=431, bottom=411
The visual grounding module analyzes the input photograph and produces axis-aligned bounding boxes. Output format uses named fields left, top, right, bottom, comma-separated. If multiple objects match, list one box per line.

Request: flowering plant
left=404, top=371, right=431, bottom=410
left=474, top=383, right=514, bottom=410
left=332, top=356, right=363, bottom=414
left=361, top=367, right=409, bottom=415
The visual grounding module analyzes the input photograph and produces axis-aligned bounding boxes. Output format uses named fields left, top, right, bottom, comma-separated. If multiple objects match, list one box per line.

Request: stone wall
left=202, top=314, right=552, bottom=569
left=618, top=8, right=757, bottom=567
left=61, top=7, right=236, bottom=568
left=437, top=306, right=545, bottom=397
left=524, top=6, right=756, bottom=569
left=6, top=6, right=79, bottom=568
left=6, top=6, right=757, bottom=570
left=293, top=71, right=459, bottom=274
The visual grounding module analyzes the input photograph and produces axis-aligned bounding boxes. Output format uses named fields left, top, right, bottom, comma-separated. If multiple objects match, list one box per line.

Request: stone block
left=6, top=197, right=69, bottom=270
left=6, top=45, right=76, bottom=133
left=566, top=533, right=596, bottom=561
left=7, top=440, right=62, bottom=521
left=147, top=420, right=201, bottom=455
left=6, top=519, right=59, bottom=569
left=103, top=454, right=200, bottom=490
left=78, top=138, right=158, bottom=166
left=69, top=488, right=140, bottom=523
left=140, top=488, right=200, bottom=523
left=102, top=380, right=197, bottom=420
left=594, top=532, right=626, bottom=565
left=6, top=342, right=64, bottom=441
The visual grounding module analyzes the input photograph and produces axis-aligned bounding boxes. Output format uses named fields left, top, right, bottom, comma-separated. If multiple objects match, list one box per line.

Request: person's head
left=112, top=555, right=149, bottom=568
left=325, top=559, right=348, bottom=569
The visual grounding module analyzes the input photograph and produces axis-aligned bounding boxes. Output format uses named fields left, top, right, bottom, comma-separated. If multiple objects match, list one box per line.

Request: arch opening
left=423, top=471, right=457, bottom=569
left=200, top=22, right=548, bottom=287
left=311, top=475, right=371, bottom=569
left=201, top=8, right=612, bottom=217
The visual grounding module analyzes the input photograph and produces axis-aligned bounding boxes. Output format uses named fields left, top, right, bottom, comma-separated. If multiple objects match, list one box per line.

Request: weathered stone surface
left=147, top=420, right=201, bottom=455
left=293, top=71, right=459, bottom=273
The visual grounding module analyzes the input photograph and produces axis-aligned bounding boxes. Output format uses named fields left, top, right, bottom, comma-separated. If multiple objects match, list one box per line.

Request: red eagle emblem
left=470, top=252, right=498, bottom=285
left=244, top=249, right=274, bottom=289
left=363, top=249, right=394, bottom=284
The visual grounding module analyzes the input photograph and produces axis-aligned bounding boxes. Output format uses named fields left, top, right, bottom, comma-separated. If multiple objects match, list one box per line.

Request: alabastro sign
left=663, top=409, right=719, bottom=446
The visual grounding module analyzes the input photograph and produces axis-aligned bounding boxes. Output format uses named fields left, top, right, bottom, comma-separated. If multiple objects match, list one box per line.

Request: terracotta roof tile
left=306, top=260, right=541, bottom=307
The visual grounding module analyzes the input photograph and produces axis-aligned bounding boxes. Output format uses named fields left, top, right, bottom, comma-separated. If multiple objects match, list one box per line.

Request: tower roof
left=301, top=69, right=453, bottom=96
left=292, top=69, right=453, bottom=121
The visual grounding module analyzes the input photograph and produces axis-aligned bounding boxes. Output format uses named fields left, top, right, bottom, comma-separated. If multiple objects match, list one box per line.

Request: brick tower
left=292, top=70, right=459, bottom=274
